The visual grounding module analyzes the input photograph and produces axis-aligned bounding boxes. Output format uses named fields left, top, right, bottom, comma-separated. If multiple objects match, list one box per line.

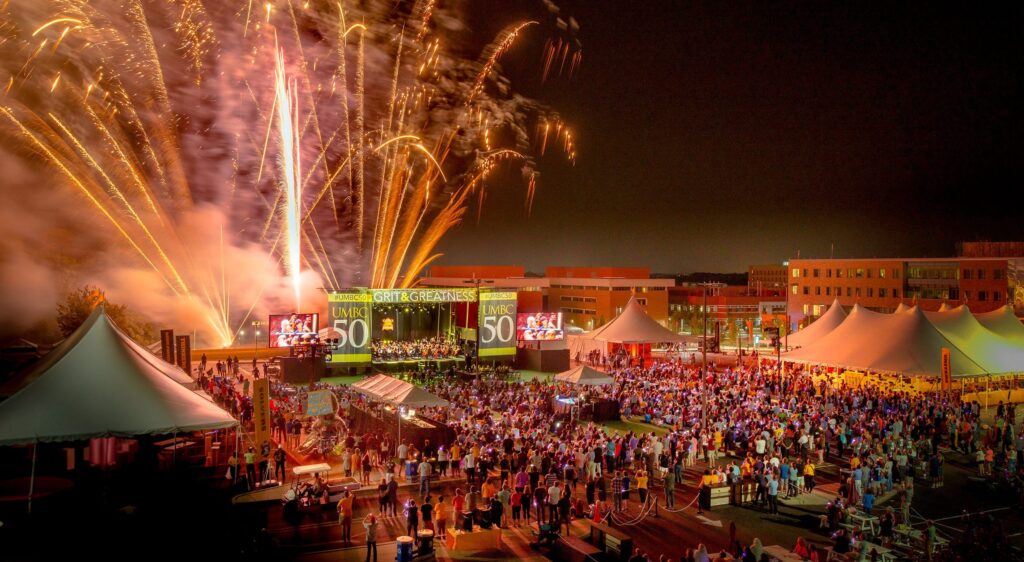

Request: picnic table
left=847, top=511, right=879, bottom=536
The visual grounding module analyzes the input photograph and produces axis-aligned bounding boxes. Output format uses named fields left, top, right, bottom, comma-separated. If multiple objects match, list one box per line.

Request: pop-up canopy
left=554, top=365, right=614, bottom=386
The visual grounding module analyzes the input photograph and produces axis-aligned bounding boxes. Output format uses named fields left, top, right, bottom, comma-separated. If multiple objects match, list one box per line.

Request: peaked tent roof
left=786, top=299, right=847, bottom=348
left=924, top=305, right=1024, bottom=373
left=585, top=297, right=691, bottom=344
left=0, top=307, right=236, bottom=445
left=554, top=365, right=614, bottom=386
left=975, top=306, right=1024, bottom=346
left=937, top=302, right=953, bottom=312
left=782, top=305, right=987, bottom=377
left=894, top=303, right=912, bottom=313
left=351, top=374, right=450, bottom=408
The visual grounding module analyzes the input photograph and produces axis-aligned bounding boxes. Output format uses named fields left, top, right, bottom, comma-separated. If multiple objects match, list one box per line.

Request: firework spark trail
left=0, top=0, right=577, bottom=345
left=274, top=44, right=302, bottom=309
left=468, top=21, right=537, bottom=104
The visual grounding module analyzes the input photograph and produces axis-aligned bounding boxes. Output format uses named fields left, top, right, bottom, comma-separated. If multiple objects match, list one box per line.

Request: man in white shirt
left=546, top=482, right=562, bottom=524
left=463, top=452, right=475, bottom=485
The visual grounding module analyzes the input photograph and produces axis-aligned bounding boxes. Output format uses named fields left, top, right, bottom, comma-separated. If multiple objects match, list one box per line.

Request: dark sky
left=435, top=1, right=1021, bottom=273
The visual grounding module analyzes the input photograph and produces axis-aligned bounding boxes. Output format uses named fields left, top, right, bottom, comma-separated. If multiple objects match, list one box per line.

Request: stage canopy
left=351, top=374, right=450, bottom=408
left=786, top=299, right=847, bottom=349
left=0, top=307, right=236, bottom=445
left=554, top=365, right=615, bottom=386
left=782, top=304, right=1024, bottom=377
left=585, top=297, right=692, bottom=344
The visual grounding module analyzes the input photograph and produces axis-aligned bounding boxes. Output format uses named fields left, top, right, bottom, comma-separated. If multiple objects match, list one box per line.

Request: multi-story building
left=419, top=265, right=546, bottom=312
left=788, top=257, right=1024, bottom=328
left=544, top=267, right=673, bottom=330
left=748, top=264, right=787, bottom=295
left=669, top=285, right=786, bottom=345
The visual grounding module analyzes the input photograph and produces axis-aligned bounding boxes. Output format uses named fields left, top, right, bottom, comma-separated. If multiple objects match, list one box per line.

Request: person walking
left=273, top=445, right=286, bottom=482
left=418, top=457, right=432, bottom=498
left=767, top=473, right=779, bottom=515
left=363, top=514, right=379, bottom=562
left=337, top=490, right=354, bottom=544
left=406, top=498, right=420, bottom=537
left=664, top=468, right=676, bottom=508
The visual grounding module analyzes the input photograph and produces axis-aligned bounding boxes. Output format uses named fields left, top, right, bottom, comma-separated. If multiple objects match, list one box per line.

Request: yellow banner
left=253, top=378, right=272, bottom=460
left=941, top=347, right=952, bottom=391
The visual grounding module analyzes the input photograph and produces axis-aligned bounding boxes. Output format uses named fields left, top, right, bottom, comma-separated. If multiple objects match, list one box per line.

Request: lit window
left=791, top=284, right=798, bottom=295
left=879, top=269, right=886, bottom=279
left=791, top=268, right=800, bottom=278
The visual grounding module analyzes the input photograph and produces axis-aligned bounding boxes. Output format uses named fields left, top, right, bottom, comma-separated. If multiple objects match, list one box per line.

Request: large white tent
left=786, top=299, right=847, bottom=348
left=0, top=307, right=236, bottom=445
left=975, top=305, right=1024, bottom=346
left=586, top=297, right=692, bottom=344
left=554, top=365, right=614, bottom=386
left=782, top=305, right=989, bottom=377
left=350, top=374, right=450, bottom=408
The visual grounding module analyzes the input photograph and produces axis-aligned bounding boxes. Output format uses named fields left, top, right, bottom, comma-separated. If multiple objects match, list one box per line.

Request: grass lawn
left=599, top=418, right=670, bottom=437
left=515, top=370, right=555, bottom=383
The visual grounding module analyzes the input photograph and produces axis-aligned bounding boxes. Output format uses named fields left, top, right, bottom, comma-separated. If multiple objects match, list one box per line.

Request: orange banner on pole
left=940, top=347, right=952, bottom=391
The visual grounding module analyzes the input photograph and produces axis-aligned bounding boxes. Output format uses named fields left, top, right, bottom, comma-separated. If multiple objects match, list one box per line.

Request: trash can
left=461, top=510, right=474, bottom=531
left=416, top=529, right=435, bottom=555
left=396, top=536, right=414, bottom=562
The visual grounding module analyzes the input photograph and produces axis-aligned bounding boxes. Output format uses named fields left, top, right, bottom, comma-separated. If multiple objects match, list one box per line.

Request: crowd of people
left=371, top=337, right=463, bottom=361
left=219, top=350, right=1023, bottom=562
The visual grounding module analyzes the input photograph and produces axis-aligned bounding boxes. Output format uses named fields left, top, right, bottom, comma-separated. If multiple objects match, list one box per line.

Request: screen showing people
left=516, top=312, right=564, bottom=341
left=269, top=313, right=319, bottom=348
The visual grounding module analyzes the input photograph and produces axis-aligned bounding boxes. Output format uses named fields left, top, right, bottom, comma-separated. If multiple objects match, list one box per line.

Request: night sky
left=435, top=1, right=1020, bottom=273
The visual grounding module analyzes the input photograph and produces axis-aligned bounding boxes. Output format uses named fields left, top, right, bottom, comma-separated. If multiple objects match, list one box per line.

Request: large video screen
left=516, top=312, right=564, bottom=341
left=269, top=313, right=319, bottom=348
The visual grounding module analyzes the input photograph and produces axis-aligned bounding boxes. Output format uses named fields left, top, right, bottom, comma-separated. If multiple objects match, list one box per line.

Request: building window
left=855, top=288, right=861, bottom=297
left=803, top=286, right=809, bottom=295
left=879, top=288, right=887, bottom=298
left=855, top=269, right=864, bottom=278
left=815, top=286, right=821, bottom=295
left=826, top=269, right=832, bottom=278
left=995, top=269, right=1003, bottom=280
left=866, top=269, right=872, bottom=278
left=825, top=287, right=831, bottom=296
left=847, top=287, right=852, bottom=297
left=893, top=269, right=900, bottom=278
left=837, top=269, right=844, bottom=278
left=802, top=304, right=810, bottom=315
left=836, top=286, right=841, bottom=296
left=803, top=269, right=808, bottom=277
left=963, top=269, right=972, bottom=280
left=813, top=269, right=820, bottom=278
left=978, top=269, right=985, bottom=280
left=879, top=269, right=886, bottom=278
left=964, top=291, right=971, bottom=300
left=867, top=288, right=874, bottom=297
left=791, top=284, right=798, bottom=295
left=994, top=291, right=1001, bottom=301
left=791, top=268, right=800, bottom=278
left=978, top=291, right=988, bottom=301
left=893, top=288, right=900, bottom=298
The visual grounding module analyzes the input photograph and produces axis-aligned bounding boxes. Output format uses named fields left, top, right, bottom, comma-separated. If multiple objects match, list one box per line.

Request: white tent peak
left=894, top=303, right=911, bottom=313
left=554, top=365, right=614, bottom=386
left=0, top=305, right=236, bottom=445
left=787, top=299, right=847, bottom=348
left=586, top=296, right=689, bottom=344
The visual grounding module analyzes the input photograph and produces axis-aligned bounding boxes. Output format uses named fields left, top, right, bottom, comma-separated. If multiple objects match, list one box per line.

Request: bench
left=554, top=535, right=602, bottom=562
left=590, top=521, right=633, bottom=562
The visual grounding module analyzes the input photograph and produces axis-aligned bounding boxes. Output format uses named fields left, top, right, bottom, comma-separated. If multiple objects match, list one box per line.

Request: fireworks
left=0, top=0, right=578, bottom=346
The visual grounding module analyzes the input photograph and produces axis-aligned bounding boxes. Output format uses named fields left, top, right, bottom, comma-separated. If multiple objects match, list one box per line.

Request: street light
left=252, top=320, right=264, bottom=363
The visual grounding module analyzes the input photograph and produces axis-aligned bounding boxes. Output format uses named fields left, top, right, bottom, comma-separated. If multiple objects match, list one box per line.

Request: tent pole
left=27, top=440, right=38, bottom=514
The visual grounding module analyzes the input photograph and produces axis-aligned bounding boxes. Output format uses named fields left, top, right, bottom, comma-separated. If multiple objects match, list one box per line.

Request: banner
left=478, top=290, right=517, bottom=357
left=175, top=335, right=192, bottom=375
left=327, top=290, right=373, bottom=364
left=306, top=389, right=334, bottom=416
left=159, top=329, right=175, bottom=364
left=253, top=378, right=272, bottom=460
left=372, top=288, right=477, bottom=304
left=941, top=347, right=952, bottom=391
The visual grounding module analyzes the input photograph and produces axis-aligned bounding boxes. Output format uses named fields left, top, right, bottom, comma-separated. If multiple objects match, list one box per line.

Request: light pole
left=252, top=320, right=263, bottom=362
